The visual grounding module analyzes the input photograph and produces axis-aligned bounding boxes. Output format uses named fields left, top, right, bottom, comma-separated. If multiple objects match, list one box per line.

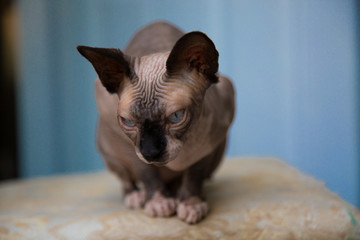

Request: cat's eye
left=120, top=117, right=135, bottom=127
left=167, top=109, right=185, bottom=124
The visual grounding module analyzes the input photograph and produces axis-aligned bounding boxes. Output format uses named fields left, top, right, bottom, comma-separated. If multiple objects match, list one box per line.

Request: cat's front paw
left=144, top=191, right=177, bottom=217
left=177, top=196, right=208, bottom=224
left=124, top=190, right=146, bottom=209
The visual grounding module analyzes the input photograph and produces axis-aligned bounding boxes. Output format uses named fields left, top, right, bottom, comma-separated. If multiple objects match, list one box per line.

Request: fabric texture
left=0, top=157, right=359, bottom=240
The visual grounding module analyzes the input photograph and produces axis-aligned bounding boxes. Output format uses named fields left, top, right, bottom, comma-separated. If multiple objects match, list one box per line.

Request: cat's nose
left=140, top=137, right=166, bottom=162
left=139, top=120, right=167, bottom=162
left=141, top=146, right=164, bottom=162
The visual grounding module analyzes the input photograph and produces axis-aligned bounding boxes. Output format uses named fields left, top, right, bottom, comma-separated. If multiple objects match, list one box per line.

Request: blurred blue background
left=16, top=0, right=359, bottom=207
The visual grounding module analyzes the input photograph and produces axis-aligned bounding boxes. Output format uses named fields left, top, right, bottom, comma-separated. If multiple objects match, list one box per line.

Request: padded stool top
left=0, top=157, right=359, bottom=240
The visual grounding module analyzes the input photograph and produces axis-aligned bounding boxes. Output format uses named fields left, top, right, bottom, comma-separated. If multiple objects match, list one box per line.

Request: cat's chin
left=138, top=158, right=170, bottom=167
left=135, top=150, right=171, bottom=166
left=151, top=161, right=169, bottom=167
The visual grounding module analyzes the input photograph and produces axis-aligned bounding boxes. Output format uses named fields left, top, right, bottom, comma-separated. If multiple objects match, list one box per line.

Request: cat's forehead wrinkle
left=131, top=52, right=170, bottom=109
left=130, top=99, right=165, bottom=122
left=134, top=52, right=169, bottom=80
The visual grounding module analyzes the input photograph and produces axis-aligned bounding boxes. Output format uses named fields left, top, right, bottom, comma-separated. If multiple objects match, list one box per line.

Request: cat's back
left=124, top=21, right=184, bottom=57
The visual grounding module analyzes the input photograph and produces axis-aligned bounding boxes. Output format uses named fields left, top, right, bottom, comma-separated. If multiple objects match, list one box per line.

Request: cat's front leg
left=176, top=168, right=209, bottom=224
left=138, top=164, right=177, bottom=218
left=176, top=140, right=226, bottom=224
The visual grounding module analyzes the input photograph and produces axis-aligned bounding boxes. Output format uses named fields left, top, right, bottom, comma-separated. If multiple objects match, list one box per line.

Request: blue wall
left=17, top=0, right=359, bottom=207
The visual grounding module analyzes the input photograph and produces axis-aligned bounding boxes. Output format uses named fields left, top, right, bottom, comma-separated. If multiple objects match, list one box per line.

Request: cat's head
left=77, top=32, right=219, bottom=165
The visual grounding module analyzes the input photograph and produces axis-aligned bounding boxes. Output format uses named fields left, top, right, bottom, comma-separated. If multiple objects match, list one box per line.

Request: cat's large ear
left=77, top=46, right=131, bottom=94
left=166, top=31, right=219, bottom=85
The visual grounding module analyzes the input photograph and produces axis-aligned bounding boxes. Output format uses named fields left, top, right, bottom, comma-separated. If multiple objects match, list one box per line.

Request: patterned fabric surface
left=0, top=157, right=359, bottom=240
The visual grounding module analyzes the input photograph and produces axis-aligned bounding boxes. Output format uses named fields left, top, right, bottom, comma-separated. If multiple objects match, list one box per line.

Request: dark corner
left=0, top=0, right=18, bottom=180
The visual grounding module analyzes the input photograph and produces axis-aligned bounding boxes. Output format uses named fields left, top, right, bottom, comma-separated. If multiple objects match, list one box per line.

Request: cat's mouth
left=151, top=161, right=169, bottom=167
left=140, top=156, right=169, bottom=167
left=135, top=148, right=170, bottom=166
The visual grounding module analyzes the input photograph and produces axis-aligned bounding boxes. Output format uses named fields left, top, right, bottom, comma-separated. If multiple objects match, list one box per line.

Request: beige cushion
left=0, top=157, right=359, bottom=240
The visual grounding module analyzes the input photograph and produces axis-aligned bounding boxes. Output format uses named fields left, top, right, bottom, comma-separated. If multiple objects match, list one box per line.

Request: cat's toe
left=177, top=196, right=208, bottom=224
left=144, top=191, right=177, bottom=217
left=125, top=190, right=146, bottom=209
